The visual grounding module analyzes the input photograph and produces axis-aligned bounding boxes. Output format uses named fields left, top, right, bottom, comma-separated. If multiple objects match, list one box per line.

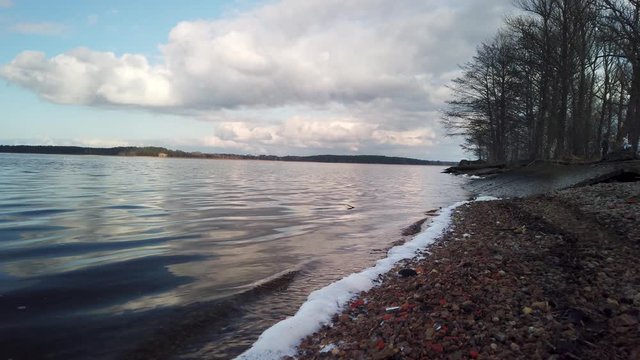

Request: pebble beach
left=294, top=181, right=640, bottom=359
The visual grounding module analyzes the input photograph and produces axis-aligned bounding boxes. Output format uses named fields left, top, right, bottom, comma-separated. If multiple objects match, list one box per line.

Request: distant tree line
left=442, top=0, right=640, bottom=163
left=279, top=154, right=453, bottom=165
left=0, top=145, right=191, bottom=157
left=0, top=145, right=454, bottom=166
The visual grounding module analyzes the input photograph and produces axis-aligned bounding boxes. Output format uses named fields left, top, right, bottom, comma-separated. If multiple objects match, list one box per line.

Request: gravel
left=294, top=182, right=640, bottom=359
left=556, top=182, right=640, bottom=242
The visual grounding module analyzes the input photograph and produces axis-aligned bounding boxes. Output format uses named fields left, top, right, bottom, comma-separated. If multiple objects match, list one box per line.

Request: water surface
left=0, top=153, right=469, bottom=359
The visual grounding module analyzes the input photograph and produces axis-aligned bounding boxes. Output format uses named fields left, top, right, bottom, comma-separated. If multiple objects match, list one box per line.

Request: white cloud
left=201, top=114, right=437, bottom=154
left=71, top=138, right=133, bottom=147
left=0, top=0, right=13, bottom=8
left=2, top=0, right=510, bottom=110
left=0, top=0, right=513, bottom=158
left=10, top=22, right=67, bottom=35
left=1, top=48, right=178, bottom=106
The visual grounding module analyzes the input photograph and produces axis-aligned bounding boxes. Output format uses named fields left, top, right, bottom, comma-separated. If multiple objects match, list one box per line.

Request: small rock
left=531, top=301, right=549, bottom=311
left=498, top=270, right=506, bottom=276
left=516, top=225, right=527, bottom=234
left=461, top=301, right=475, bottom=313
left=398, top=268, right=418, bottom=277
left=528, top=326, right=542, bottom=336
left=510, top=342, right=520, bottom=352
left=492, top=316, right=500, bottom=323
left=522, top=307, right=533, bottom=315
left=350, top=299, right=365, bottom=308
left=372, top=347, right=395, bottom=360
left=320, top=343, right=337, bottom=353
left=428, top=343, right=444, bottom=353
left=494, top=332, right=507, bottom=343
left=433, top=321, right=443, bottom=331
left=425, top=328, right=435, bottom=340
left=399, top=343, right=412, bottom=355
left=606, top=298, right=619, bottom=307
left=609, top=313, right=638, bottom=327
left=603, top=307, right=614, bottom=318
left=490, top=343, right=498, bottom=351
left=566, top=308, right=590, bottom=324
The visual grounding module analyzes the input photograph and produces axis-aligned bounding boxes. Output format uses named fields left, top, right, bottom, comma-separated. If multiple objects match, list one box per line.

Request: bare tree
left=601, top=0, right=640, bottom=154
left=443, top=33, right=523, bottom=163
left=442, top=0, right=638, bottom=161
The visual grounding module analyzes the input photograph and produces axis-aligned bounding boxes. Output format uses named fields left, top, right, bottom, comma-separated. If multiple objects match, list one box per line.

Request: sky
left=0, top=0, right=514, bottom=161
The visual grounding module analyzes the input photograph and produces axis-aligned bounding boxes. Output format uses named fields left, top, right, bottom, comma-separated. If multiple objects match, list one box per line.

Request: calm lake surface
left=0, top=153, right=469, bottom=359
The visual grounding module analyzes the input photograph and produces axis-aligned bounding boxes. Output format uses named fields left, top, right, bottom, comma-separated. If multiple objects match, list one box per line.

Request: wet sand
left=294, top=181, right=640, bottom=359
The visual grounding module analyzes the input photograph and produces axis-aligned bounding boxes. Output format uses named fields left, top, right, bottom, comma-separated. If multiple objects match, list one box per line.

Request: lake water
left=0, top=153, right=469, bottom=359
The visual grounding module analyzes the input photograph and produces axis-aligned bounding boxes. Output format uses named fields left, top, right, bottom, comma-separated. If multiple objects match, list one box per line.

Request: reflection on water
left=0, top=153, right=469, bottom=359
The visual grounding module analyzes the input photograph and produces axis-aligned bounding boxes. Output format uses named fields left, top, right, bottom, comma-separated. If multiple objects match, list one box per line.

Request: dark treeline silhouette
left=0, top=145, right=453, bottom=166
left=280, top=154, right=451, bottom=165
left=442, top=0, right=639, bottom=163
left=0, top=145, right=192, bottom=157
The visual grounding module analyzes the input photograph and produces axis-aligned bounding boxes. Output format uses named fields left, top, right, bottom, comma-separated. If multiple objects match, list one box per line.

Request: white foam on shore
left=461, top=174, right=484, bottom=180
left=236, top=196, right=498, bottom=360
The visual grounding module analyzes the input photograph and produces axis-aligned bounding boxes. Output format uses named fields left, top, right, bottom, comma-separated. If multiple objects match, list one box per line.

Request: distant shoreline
left=0, top=145, right=455, bottom=166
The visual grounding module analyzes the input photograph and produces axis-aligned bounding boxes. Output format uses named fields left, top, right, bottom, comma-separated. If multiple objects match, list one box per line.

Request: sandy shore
left=294, top=181, right=640, bottom=359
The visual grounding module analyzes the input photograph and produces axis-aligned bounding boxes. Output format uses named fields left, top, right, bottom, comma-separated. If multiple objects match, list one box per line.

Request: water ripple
left=0, top=153, right=470, bottom=359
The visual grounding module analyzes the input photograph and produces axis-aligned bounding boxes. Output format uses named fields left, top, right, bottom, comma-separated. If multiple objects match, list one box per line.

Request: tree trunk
left=629, top=64, right=640, bottom=155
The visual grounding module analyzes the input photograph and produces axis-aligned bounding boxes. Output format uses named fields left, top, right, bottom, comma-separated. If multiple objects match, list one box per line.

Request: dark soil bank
left=295, top=182, right=640, bottom=359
